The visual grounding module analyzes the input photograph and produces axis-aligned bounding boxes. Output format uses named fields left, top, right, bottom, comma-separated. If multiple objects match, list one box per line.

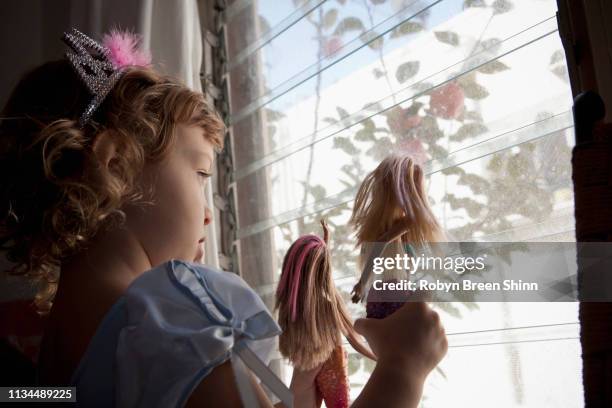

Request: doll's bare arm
left=345, top=327, right=377, bottom=362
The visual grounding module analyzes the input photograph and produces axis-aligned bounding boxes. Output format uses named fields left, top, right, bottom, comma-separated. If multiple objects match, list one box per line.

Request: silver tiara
left=62, top=28, right=126, bottom=126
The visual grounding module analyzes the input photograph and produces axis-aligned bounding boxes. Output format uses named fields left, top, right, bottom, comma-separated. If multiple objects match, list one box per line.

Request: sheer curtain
left=224, top=0, right=582, bottom=406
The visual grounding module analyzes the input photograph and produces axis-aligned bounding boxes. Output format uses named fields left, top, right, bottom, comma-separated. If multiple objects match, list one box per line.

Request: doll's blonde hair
left=350, top=153, right=445, bottom=301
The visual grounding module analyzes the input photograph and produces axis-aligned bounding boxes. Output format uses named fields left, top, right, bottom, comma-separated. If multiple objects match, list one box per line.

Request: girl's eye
left=197, top=171, right=212, bottom=179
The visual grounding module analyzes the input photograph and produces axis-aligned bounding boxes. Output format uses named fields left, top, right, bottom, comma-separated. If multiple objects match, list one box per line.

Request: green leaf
left=360, top=31, right=384, bottom=50
left=550, top=50, right=565, bottom=65
left=333, top=136, right=359, bottom=155
left=265, top=108, right=285, bottom=121
left=390, top=21, right=423, bottom=39
left=493, top=0, right=513, bottom=14
left=372, top=68, right=385, bottom=79
left=333, top=17, right=365, bottom=36
left=355, top=119, right=376, bottom=141
left=336, top=106, right=350, bottom=120
left=462, top=81, right=489, bottom=100
left=434, top=31, right=459, bottom=46
left=395, top=61, right=420, bottom=84
left=451, top=123, right=488, bottom=141
left=458, top=173, right=490, bottom=194
left=355, top=128, right=376, bottom=142
left=475, top=38, right=502, bottom=54
left=258, top=16, right=271, bottom=34
left=444, top=193, right=485, bottom=217
left=463, top=110, right=483, bottom=122
left=551, top=65, right=569, bottom=82
left=487, top=155, right=503, bottom=172
left=308, top=185, right=327, bottom=201
left=441, top=166, right=466, bottom=176
left=478, top=60, right=510, bottom=74
left=323, top=117, right=339, bottom=125
left=405, top=101, right=423, bottom=115
left=323, top=9, right=338, bottom=30
left=464, top=0, right=486, bottom=7
left=412, top=81, right=434, bottom=94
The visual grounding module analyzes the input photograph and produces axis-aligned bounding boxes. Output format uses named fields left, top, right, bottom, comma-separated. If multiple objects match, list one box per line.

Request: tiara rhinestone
left=62, top=28, right=126, bottom=126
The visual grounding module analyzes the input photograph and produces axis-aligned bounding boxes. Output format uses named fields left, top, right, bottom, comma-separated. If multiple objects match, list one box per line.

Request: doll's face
left=124, top=123, right=214, bottom=267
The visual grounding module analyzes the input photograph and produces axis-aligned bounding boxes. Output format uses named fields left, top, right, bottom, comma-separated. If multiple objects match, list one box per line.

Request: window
left=223, top=0, right=581, bottom=405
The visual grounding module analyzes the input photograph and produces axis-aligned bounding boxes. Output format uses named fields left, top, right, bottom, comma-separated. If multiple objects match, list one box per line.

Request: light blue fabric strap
left=171, top=260, right=293, bottom=407
left=233, top=341, right=294, bottom=408
left=230, top=347, right=258, bottom=407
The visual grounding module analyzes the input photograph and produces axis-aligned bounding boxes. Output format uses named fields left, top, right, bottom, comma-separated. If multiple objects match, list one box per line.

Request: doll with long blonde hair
left=350, top=153, right=445, bottom=317
left=276, top=219, right=376, bottom=408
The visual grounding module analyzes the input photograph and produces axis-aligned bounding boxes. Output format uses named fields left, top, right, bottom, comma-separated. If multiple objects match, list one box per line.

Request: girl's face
left=124, top=123, right=214, bottom=267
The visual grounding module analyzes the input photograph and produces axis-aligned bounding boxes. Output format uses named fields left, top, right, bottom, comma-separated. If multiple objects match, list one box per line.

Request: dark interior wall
left=0, top=0, right=72, bottom=109
left=0, top=0, right=71, bottom=300
left=0, top=0, right=149, bottom=110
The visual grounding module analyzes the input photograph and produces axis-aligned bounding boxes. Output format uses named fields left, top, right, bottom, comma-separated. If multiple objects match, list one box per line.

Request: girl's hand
left=354, top=300, right=447, bottom=381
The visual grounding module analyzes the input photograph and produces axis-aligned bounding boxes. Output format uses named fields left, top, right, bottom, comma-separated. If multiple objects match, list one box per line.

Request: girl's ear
left=91, top=130, right=118, bottom=168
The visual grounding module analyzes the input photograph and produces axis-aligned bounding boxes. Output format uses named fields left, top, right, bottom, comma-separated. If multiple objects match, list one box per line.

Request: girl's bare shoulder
left=38, top=272, right=126, bottom=385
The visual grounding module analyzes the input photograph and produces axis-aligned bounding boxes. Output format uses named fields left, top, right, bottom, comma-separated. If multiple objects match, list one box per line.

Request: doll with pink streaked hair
left=350, top=153, right=446, bottom=318
left=275, top=220, right=376, bottom=408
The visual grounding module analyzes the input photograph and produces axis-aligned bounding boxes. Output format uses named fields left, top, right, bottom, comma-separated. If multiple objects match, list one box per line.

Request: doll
left=349, top=153, right=445, bottom=318
left=275, top=219, right=376, bottom=408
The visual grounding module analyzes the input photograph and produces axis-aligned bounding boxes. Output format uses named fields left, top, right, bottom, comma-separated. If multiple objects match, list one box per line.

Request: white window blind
left=224, top=0, right=581, bottom=406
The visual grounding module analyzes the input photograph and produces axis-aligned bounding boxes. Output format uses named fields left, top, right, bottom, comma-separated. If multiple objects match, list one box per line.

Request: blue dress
left=65, top=259, right=292, bottom=407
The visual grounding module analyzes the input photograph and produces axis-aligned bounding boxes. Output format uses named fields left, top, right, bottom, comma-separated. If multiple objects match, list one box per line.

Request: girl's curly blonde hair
left=0, top=59, right=224, bottom=313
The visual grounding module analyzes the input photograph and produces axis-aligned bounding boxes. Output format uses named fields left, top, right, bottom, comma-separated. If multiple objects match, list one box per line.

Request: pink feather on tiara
left=102, top=29, right=151, bottom=69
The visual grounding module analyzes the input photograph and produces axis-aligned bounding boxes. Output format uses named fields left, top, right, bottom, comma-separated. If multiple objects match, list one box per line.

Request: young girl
left=0, top=28, right=447, bottom=407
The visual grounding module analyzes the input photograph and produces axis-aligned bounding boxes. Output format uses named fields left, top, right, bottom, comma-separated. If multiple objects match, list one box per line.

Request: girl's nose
left=204, top=206, right=212, bottom=226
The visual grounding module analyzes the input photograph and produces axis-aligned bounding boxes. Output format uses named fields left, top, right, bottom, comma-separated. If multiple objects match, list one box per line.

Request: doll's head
left=350, top=153, right=444, bottom=247
left=0, top=48, right=224, bottom=310
left=275, top=220, right=356, bottom=370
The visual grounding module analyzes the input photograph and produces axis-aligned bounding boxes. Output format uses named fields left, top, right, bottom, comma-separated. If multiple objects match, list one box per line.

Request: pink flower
left=102, top=29, right=151, bottom=69
left=323, top=36, right=343, bottom=57
left=429, top=82, right=464, bottom=120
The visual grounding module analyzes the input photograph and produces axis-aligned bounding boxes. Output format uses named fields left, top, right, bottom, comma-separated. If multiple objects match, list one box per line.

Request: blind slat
left=227, top=0, right=328, bottom=70
left=229, top=0, right=443, bottom=125
left=234, top=16, right=559, bottom=179
left=236, top=111, right=573, bottom=240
